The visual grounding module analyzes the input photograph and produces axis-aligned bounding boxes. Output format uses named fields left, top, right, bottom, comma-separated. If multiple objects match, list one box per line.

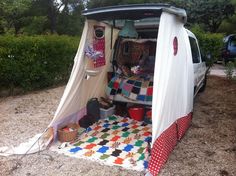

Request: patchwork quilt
left=51, top=115, right=152, bottom=171
left=106, top=75, right=153, bottom=102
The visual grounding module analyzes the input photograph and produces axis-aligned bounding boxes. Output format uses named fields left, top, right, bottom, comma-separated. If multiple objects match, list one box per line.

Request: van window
left=229, top=37, right=236, bottom=47
left=189, top=37, right=200, bottom=63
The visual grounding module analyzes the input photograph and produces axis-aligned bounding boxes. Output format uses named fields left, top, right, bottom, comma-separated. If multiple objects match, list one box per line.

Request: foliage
left=225, top=61, right=235, bottom=79
left=0, top=0, right=84, bottom=36
left=0, top=18, right=5, bottom=34
left=22, top=16, right=47, bottom=35
left=56, top=1, right=85, bottom=36
left=0, top=35, right=79, bottom=91
left=191, top=25, right=224, bottom=67
left=87, top=0, right=235, bottom=33
left=0, top=0, right=32, bottom=35
left=218, top=15, right=236, bottom=34
left=218, top=0, right=236, bottom=34
left=183, top=0, right=234, bottom=32
left=0, top=0, right=235, bottom=35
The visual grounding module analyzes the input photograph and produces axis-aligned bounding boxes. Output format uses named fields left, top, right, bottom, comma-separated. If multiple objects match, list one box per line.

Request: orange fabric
left=114, top=157, right=124, bottom=165
left=85, top=143, right=97, bottom=149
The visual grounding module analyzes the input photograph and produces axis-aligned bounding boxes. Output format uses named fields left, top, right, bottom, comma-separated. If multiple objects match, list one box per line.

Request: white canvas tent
left=0, top=4, right=195, bottom=176
left=48, top=20, right=120, bottom=131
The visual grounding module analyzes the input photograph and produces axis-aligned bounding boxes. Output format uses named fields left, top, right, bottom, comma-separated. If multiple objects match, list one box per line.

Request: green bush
left=0, top=35, right=79, bottom=91
left=225, top=61, right=235, bottom=80
left=191, top=25, right=224, bottom=67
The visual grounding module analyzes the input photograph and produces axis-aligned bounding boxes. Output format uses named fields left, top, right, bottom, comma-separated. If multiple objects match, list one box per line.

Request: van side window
left=229, top=37, right=236, bottom=47
left=189, top=37, right=200, bottom=63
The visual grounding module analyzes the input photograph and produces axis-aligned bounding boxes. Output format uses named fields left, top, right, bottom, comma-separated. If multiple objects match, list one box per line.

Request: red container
left=128, top=107, right=145, bottom=121
left=146, top=110, right=152, bottom=119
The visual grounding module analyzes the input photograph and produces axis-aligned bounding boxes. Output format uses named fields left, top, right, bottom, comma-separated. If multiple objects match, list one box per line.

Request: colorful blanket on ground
left=106, top=75, right=153, bottom=102
left=51, top=115, right=152, bottom=172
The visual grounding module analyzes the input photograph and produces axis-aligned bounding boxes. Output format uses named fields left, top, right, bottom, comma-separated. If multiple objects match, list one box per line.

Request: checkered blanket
left=51, top=115, right=152, bottom=171
left=106, top=75, right=153, bottom=102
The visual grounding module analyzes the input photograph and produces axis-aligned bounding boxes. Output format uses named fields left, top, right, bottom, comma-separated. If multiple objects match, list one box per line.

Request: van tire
left=199, top=76, right=207, bottom=93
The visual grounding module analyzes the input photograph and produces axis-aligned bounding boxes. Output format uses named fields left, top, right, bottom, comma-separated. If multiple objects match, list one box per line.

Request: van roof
left=82, top=4, right=187, bottom=23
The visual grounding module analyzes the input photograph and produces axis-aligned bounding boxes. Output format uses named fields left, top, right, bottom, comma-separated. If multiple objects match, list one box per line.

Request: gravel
left=0, top=76, right=235, bottom=176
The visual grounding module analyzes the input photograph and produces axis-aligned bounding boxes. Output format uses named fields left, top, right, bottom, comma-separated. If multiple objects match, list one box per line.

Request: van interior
left=103, top=17, right=158, bottom=116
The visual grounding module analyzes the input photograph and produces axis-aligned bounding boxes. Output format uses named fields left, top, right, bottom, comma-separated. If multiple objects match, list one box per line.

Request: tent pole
left=110, top=20, right=115, bottom=49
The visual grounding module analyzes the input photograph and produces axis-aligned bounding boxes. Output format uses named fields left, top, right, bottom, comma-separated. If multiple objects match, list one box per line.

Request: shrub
left=191, top=25, right=224, bottom=67
left=0, top=35, right=79, bottom=91
left=225, top=61, right=235, bottom=80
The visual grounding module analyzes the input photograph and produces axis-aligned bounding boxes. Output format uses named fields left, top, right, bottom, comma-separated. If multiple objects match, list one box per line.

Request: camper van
left=1, top=4, right=207, bottom=176
left=82, top=4, right=207, bottom=96
left=187, top=30, right=207, bottom=94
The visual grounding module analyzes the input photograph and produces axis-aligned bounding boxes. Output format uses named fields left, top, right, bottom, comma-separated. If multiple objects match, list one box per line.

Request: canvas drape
left=49, top=20, right=119, bottom=127
left=152, top=12, right=194, bottom=144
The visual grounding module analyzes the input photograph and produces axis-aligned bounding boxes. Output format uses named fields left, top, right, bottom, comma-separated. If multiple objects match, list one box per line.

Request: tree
left=29, top=0, right=58, bottom=34
left=23, top=16, right=47, bottom=35
left=1, top=0, right=32, bottom=35
left=87, top=0, right=235, bottom=33
left=29, top=0, right=84, bottom=35
left=184, top=0, right=234, bottom=32
left=1, top=0, right=234, bottom=35
left=218, top=0, right=236, bottom=34
left=57, top=1, right=85, bottom=35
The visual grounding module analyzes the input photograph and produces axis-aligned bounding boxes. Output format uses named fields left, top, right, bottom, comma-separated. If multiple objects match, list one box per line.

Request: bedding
left=106, top=74, right=153, bottom=103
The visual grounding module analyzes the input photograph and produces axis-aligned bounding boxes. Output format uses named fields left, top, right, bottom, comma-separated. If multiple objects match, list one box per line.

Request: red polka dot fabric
left=176, top=113, right=192, bottom=140
left=148, top=112, right=193, bottom=175
left=148, top=123, right=178, bottom=175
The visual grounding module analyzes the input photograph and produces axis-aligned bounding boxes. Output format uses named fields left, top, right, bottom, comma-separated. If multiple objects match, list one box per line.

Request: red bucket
left=128, top=107, right=145, bottom=121
left=146, top=110, right=152, bottom=119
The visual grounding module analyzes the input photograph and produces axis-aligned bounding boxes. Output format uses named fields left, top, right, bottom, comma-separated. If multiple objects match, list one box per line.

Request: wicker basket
left=57, top=123, right=79, bottom=142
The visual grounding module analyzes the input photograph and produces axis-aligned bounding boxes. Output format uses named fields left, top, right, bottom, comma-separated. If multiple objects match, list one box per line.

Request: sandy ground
left=210, top=64, right=236, bottom=77
left=0, top=76, right=235, bottom=176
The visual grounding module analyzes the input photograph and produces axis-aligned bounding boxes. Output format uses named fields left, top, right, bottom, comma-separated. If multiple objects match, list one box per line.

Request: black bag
left=78, top=98, right=100, bottom=128
left=87, top=98, right=100, bottom=122
left=79, top=115, right=95, bottom=128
